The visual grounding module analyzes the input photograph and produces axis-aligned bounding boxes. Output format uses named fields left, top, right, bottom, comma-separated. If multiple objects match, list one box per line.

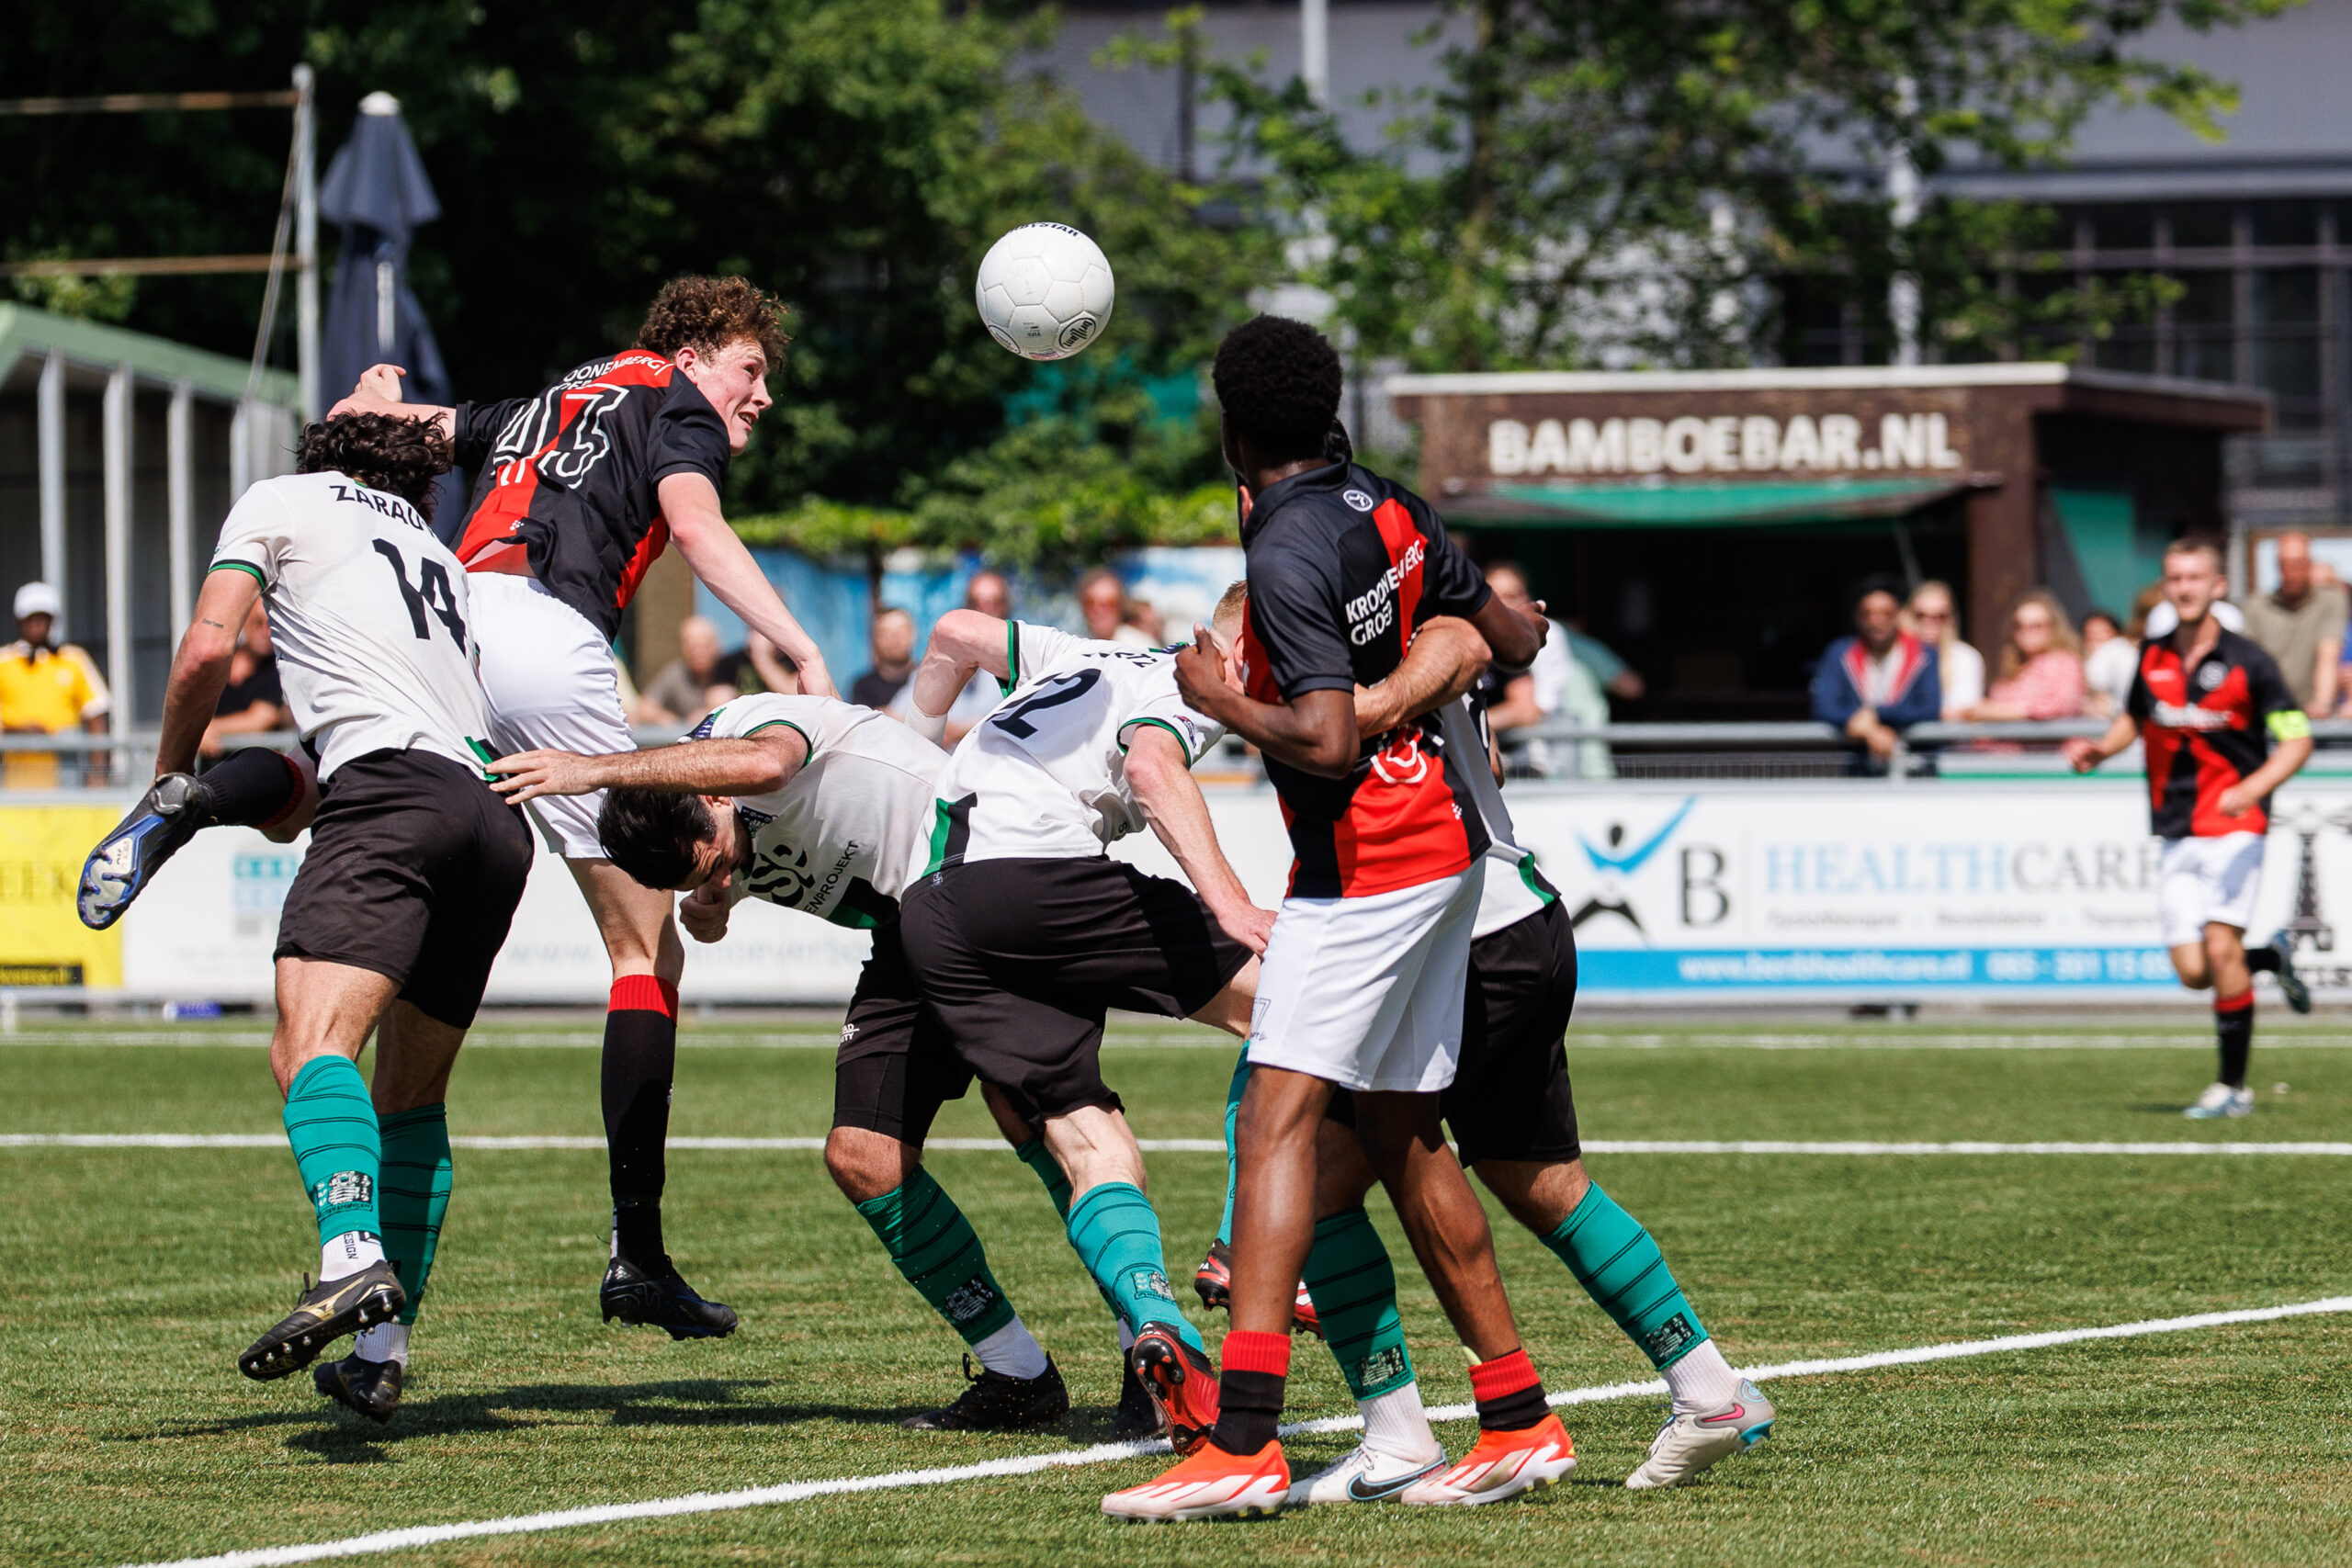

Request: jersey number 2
left=990, top=667, right=1101, bottom=738
left=372, top=540, right=468, bottom=649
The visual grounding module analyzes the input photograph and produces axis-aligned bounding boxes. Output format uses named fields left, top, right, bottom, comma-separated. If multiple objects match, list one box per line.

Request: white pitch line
left=119, top=1294, right=2352, bottom=1568
left=15, top=1031, right=2352, bottom=1051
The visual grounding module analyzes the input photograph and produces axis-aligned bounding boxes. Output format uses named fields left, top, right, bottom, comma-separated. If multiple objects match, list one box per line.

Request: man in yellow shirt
left=1, top=583, right=111, bottom=788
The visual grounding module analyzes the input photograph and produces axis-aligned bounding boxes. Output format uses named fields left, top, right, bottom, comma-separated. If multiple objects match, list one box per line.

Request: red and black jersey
left=450, top=352, right=730, bottom=642
left=2126, top=626, right=2309, bottom=839
left=1238, top=460, right=1494, bottom=898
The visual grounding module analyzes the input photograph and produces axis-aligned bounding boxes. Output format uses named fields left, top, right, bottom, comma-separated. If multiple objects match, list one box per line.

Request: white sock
left=970, top=1316, right=1051, bottom=1381
left=321, top=1231, right=385, bottom=1282
left=1663, top=1339, right=1742, bottom=1416
left=1359, top=1380, right=1442, bottom=1463
left=355, top=1321, right=411, bottom=1367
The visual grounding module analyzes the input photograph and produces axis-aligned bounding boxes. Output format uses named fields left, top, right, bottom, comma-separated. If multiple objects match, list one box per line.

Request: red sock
left=1469, top=1347, right=1550, bottom=1430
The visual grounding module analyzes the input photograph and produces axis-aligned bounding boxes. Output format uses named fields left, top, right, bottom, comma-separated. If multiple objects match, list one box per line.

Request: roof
left=1384, top=362, right=2275, bottom=405
left=1455, top=477, right=1973, bottom=528
left=0, top=303, right=299, bottom=406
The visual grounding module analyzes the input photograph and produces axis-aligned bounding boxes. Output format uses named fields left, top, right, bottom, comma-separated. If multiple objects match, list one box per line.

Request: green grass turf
left=3, top=1021, right=2350, bottom=1565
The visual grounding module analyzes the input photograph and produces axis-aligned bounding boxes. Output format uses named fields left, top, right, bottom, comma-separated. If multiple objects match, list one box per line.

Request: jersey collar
left=1240, top=459, right=1351, bottom=543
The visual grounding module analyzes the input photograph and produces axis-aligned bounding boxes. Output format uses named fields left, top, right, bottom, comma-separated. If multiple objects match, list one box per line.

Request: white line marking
left=119, top=1294, right=2352, bottom=1568
left=12, top=1134, right=2352, bottom=1156
left=14, top=1031, right=2352, bottom=1051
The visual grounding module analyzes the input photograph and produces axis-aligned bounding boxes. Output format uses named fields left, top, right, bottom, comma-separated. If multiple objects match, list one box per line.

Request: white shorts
left=1245, top=863, right=1485, bottom=1094
left=469, top=573, right=635, bottom=860
left=2159, top=832, right=2266, bottom=947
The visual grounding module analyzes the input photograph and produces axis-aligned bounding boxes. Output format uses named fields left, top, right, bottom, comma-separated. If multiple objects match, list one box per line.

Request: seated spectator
left=1812, top=578, right=1939, bottom=767
left=888, top=571, right=1014, bottom=742
left=1079, top=567, right=1154, bottom=649
left=1962, top=590, right=2085, bottom=723
left=2241, top=530, right=2347, bottom=716
left=201, top=599, right=288, bottom=760
left=2080, top=609, right=2135, bottom=717
left=635, top=615, right=738, bottom=727
left=850, top=605, right=919, bottom=710
left=1481, top=561, right=1611, bottom=778
left=1905, top=580, right=1984, bottom=720
left=1, top=581, right=109, bottom=788
left=716, top=630, right=798, bottom=697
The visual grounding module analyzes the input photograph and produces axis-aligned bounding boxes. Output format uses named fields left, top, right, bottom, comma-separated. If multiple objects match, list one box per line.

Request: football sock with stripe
left=1212, top=1329, right=1289, bottom=1455
left=1544, top=1181, right=1711, bottom=1371
left=1468, top=1347, right=1550, bottom=1431
left=377, top=1103, right=452, bottom=1326
left=2215, top=988, right=2254, bottom=1088
left=603, top=975, right=678, bottom=1265
left=195, top=746, right=306, bottom=829
left=855, top=1168, right=1046, bottom=1376
left=1012, top=1135, right=1072, bottom=1218
left=1064, top=1181, right=1205, bottom=1355
left=283, top=1055, right=384, bottom=1280
left=1215, top=1049, right=1250, bottom=1248
left=1305, top=1207, right=1417, bottom=1399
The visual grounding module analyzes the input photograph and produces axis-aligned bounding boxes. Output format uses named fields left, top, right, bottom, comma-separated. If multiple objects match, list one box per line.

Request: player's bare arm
left=1354, top=616, right=1490, bottom=738
left=1469, top=590, right=1549, bottom=671
left=903, top=609, right=1012, bottom=739
left=156, top=569, right=264, bottom=776
left=657, top=471, right=834, bottom=698
left=1173, top=632, right=1356, bottom=776
left=489, top=729, right=809, bottom=804
left=1124, top=726, right=1276, bottom=955
left=2220, top=730, right=2314, bottom=818
left=2064, top=713, right=2140, bottom=773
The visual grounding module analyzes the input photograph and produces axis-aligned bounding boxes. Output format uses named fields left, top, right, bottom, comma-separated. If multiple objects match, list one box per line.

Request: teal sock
left=1012, top=1136, right=1072, bottom=1220
left=854, top=1167, right=1019, bottom=1346
left=1304, top=1207, right=1416, bottom=1398
left=377, top=1104, right=452, bottom=1326
left=1065, top=1180, right=1204, bottom=1355
left=1216, top=1049, right=1250, bottom=1248
left=1544, top=1181, right=1710, bottom=1369
left=282, top=1055, right=381, bottom=1247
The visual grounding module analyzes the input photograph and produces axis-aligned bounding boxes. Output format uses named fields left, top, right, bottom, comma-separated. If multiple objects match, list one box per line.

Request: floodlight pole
left=1302, top=0, right=1329, bottom=106
left=294, top=63, right=321, bottom=423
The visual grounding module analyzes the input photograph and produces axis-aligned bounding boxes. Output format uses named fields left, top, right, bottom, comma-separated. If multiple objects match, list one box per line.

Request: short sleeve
left=1566, top=629, right=1628, bottom=685
left=2324, top=587, right=2349, bottom=645
left=650, top=382, right=731, bottom=490
left=209, top=483, right=295, bottom=588
left=1005, top=621, right=1082, bottom=695
left=450, top=397, right=533, bottom=476
left=1413, top=503, right=1493, bottom=620
left=699, top=693, right=821, bottom=755
left=1244, top=539, right=1355, bottom=700
left=2125, top=653, right=2154, bottom=723
left=2245, top=646, right=2311, bottom=739
left=1119, top=671, right=1227, bottom=765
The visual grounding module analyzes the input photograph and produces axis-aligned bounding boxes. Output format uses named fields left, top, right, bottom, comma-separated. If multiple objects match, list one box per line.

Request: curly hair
left=635, top=276, right=792, bottom=367
left=598, top=786, right=718, bottom=891
left=296, top=413, right=454, bottom=518
left=1212, top=315, right=1342, bottom=461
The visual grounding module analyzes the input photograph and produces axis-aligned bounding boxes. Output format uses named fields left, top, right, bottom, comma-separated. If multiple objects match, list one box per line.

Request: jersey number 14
left=372, top=540, right=468, bottom=649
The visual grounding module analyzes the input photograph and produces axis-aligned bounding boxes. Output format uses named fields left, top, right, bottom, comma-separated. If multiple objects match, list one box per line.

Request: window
left=2250, top=200, right=2319, bottom=248
left=2172, top=270, right=2236, bottom=383
left=2169, top=203, right=2235, bottom=250
left=2090, top=207, right=2155, bottom=251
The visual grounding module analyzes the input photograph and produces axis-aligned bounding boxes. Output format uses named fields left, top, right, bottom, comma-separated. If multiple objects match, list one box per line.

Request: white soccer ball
left=975, top=223, right=1114, bottom=361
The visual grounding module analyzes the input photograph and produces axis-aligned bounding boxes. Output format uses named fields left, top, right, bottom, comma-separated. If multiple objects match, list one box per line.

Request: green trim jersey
left=689, top=694, right=945, bottom=928
left=916, top=622, right=1227, bottom=876
left=208, top=471, right=491, bottom=781
left=1435, top=694, right=1560, bottom=940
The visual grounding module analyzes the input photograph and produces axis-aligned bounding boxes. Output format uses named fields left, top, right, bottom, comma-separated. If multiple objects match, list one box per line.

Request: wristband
left=904, top=706, right=948, bottom=743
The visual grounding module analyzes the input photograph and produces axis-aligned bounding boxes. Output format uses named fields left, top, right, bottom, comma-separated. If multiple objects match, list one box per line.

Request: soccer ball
left=975, top=223, right=1114, bottom=361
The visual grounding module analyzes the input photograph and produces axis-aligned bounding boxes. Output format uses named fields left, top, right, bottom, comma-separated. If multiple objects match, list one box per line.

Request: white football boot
left=1625, top=1381, right=1777, bottom=1490
left=1285, top=1442, right=1448, bottom=1506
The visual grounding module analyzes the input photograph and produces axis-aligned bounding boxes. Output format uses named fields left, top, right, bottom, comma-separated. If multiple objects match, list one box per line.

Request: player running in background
left=146, top=413, right=532, bottom=1422
left=487, top=693, right=1152, bottom=1437
left=2065, top=537, right=2313, bottom=1118
left=1197, top=581, right=1775, bottom=1498
left=894, top=607, right=1272, bottom=1456
left=1107, top=316, right=1551, bottom=1521
left=333, top=277, right=835, bottom=1338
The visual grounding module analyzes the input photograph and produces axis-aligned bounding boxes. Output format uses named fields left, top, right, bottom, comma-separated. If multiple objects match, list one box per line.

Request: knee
left=825, top=1129, right=914, bottom=1204
left=1480, top=1157, right=1589, bottom=1235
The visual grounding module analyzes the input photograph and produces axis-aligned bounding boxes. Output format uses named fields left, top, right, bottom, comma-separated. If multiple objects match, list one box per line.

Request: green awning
left=1453, top=477, right=1969, bottom=528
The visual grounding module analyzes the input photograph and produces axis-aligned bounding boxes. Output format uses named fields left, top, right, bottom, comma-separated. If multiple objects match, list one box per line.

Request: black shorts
left=1328, top=897, right=1581, bottom=1166
left=898, top=856, right=1255, bottom=1123
left=831, top=920, right=973, bottom=1146
left=273, top=749, right=535, bottom=1029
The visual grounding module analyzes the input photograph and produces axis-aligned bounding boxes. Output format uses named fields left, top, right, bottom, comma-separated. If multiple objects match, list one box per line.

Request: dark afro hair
left=1213, top=315, right=1343, bottom=461
left=636, top=276, right=792, bottom=367
left=598, top=787, right=718, bottom=891
left=1854, top=573, right=1906, bottom=610
left=297, top=412, right=454, bottom=518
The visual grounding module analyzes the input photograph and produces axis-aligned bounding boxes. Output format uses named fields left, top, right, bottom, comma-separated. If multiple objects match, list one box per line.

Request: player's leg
left=77, top=746, right=314, bottom=929
left=2180, top=835, right=2267, bottom=1120
left=2194, top=921, right=2259, bottom=1119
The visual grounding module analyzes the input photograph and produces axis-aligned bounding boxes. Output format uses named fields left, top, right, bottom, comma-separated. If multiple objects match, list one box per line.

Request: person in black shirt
left=200, top=599, right=288, bottom=761
left=849, top=607, right=917, bottom=710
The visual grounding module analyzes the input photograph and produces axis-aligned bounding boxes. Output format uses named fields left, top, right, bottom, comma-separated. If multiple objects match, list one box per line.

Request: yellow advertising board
left=0, top=805, right=122, bottom=987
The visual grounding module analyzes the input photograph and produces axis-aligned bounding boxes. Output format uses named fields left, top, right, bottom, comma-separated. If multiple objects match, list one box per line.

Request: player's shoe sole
left=1286, top=1441, right=1448, bottom=1506
left=1192, top=1239, right=1320, bottom=1337
left=2267, top=934, right=2312, bottom=1013
left=600, top=1257, right=738, bottom=1340
left=902, top=1354, right=1069, bottom=1431
left=1130, top=1323, right=1219, bottom=1455
left=78, top=773, right=213, bottom=931
left=1102, top=1439, right=1290, bottom=1521
left=1398, top=1413, right=1576, bottom=1506
left=313, top=1353, right=405, bottom=1424
left=1625, top=1382, right=1776, bottom=1490
left=238, top=1263, right=404, bottom=1382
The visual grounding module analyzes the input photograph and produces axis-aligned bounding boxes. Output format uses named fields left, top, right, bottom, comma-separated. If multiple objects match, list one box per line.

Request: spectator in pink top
left=1962, top=590, right=2086, bottom=723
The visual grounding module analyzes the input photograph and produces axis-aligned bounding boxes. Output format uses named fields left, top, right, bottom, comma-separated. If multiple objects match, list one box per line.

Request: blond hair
left=1997, top=589, right=2080, bottom=682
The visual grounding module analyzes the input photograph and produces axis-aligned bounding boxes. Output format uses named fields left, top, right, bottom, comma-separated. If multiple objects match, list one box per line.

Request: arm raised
left=490, top=728, right=808, bottom=804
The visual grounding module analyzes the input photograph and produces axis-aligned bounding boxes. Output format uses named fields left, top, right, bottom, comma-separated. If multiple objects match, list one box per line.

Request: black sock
left=1210, top=1370, right=1284, bottom=1456
left=194, top=749, right=304, bottom=829
left=2245, top=942, right=2281, bottom=975
left=604, top=976, right=678, bottom=1265
left=2215, top=992, right=2254, bottom=1089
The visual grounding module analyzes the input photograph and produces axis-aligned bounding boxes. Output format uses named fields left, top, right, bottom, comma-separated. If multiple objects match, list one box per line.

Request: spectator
left=1481, top=562, right=1611, bottom=778
left=851, top=605, right=919, bottom=710
left=1812, top=578, right=1940, bottom=766
left=2241, top=530, right=2347, bottom=715
left=635, top=615, right=738, bottom=727
left=1963, top=590, right=2086, bottom=721
left=201, top=599, right=288, bottom=760
left=1563, top=617, right=1644, bottom=703
left=1124, top=598, right=1167, bottom=645
left=889, top=571, right=1015, bottom=742
left=2081, top=609, right=2136, bottom=717
left=0, top=581, right=109, bottom=788
left=1079, top=567, right=1154, bottom=649
left=715, top=630, right=798, bottom=697
left=1905, top=580, right=1984, bottom=721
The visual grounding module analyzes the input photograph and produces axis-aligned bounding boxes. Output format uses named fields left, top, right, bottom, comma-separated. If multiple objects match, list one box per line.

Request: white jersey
left=916, top=622, right=1225, bottom=876
left=209, top=471, right=490, bottom=781
left=1436, top=696, right=1560, bottom=940
left=693, top=694, right=944, bottom=927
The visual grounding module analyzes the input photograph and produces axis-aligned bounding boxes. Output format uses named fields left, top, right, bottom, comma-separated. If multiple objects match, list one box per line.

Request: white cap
left=13, top=582, right=62, bottom=621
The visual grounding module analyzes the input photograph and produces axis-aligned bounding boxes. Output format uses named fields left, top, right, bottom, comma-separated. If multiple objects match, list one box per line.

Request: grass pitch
left=4, top=1016, right=2351, bottom=1566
